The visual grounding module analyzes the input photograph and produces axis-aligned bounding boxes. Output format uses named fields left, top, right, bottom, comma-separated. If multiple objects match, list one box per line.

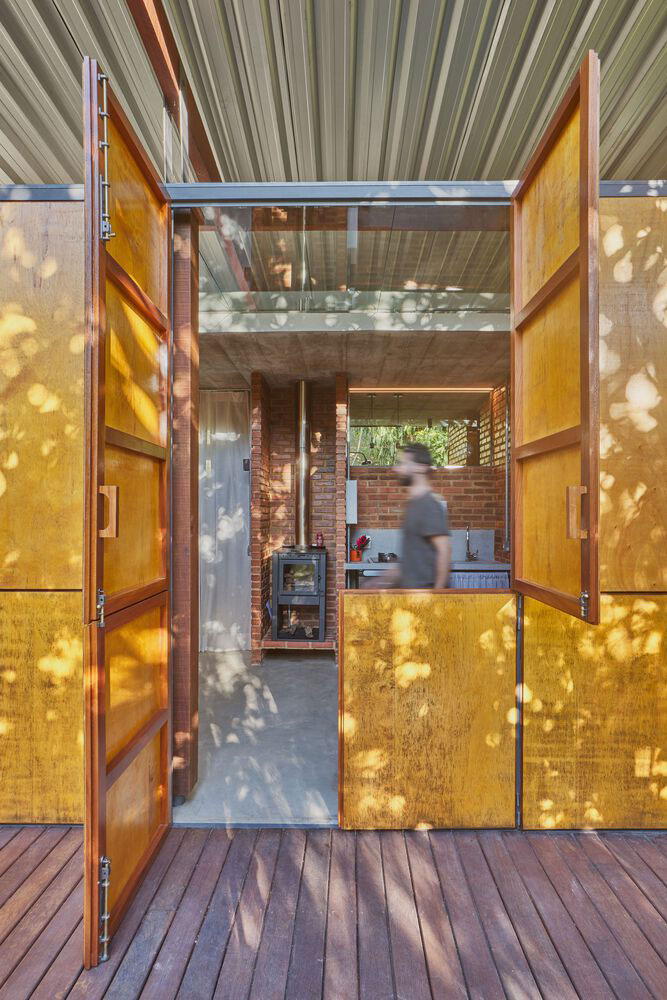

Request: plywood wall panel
left=599, top=196, right=667, bottom=591
left=0, top=202, right=84, bottom=589
left=523, top=595, right=667, bottom=829
left=0, top=591, right=83, bottom=822
left=341, top=592, right=516, bottom=829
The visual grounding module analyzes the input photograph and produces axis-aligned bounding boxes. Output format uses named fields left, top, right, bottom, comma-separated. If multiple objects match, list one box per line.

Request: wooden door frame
left=510, top=50, right=600, bottom=624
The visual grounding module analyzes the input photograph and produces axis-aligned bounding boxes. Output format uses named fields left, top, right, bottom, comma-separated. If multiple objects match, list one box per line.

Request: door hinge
left=96, top=589, right=106, bottom=628
left=98, top=855, right=111, bottom=962
left=98, top=73, right=116, bottom=242
left=579, top=591, right=589, bottom=620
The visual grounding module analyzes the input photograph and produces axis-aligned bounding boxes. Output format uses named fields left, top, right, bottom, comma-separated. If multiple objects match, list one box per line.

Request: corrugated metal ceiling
left=0, top=0, right=665, bottom=185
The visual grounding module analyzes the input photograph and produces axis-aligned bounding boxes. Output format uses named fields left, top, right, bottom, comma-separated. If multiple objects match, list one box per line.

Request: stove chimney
left=295, top=380, right=310, bottom=551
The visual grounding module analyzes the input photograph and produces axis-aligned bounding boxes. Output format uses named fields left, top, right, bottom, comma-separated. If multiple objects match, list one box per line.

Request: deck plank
left=0, top=879, right=83, bottom=999
left=0, top=827, right=44, bottom=878
left=503, top=832, right=612, bottom=1000
left=0, top=828, right=21, bottom=852
left=250, top=829, right=306, bottom=1000
left=285, top=830, right=332, bottom=1000
left=602, top=833, right=667, bottom=921
left=382, top=831, right=431, bottom=1000
left=323, top=829, right=358, bottom=1000
left=0, top=826, right=69, bottom=907
left=176, top=829, right=257, bottom=1000
left=456, top=832, right=541, bottom=999
left=555, top=834, right=667, bottom=999
left=68, top=828, right=186, bottom=1000
left=28, top=919, right=83, bottom=1000
left=430, top=831, right=505, bottom=1000
left=529, top=834, right=652, bottom=999
left=356, top=831, right=394, bottom=1000
left=579, top=833, right=667, bottom=960
left=621, top=834, right=667, bottom=888
left=141, top=829, right=234, bottom=1000
left=215, top=829, right=281, bottom=1000
left=0, top=844, right=83, bottom=984
left=102, top=828, right=209, bottom=1000
left=405, top=831, right=467, bottom=999
left=0, top=828, right=80, bottom=939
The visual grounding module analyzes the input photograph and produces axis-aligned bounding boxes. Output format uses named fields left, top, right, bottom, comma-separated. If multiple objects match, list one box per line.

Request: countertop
left=344, top=560, right=511, bottom=572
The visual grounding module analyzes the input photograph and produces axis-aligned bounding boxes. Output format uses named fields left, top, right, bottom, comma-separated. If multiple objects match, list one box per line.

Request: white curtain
left=199, top=391, right=251, bottom=651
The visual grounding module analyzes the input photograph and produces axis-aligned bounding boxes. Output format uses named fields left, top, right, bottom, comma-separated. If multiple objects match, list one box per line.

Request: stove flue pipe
left=295, top=380, right=310, bottom=551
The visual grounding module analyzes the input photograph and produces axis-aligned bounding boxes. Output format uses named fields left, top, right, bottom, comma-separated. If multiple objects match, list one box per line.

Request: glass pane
left=281, top=562, right=316, bottom=593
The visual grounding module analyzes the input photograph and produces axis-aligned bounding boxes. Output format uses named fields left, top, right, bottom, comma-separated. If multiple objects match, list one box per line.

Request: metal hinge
left=98, top=73, right=116, bottom=242
left=579, top=591, right=589, bottom=620
left=98, top=855, right=111, bottom=962
left=96, top=588, right=106, bottom=628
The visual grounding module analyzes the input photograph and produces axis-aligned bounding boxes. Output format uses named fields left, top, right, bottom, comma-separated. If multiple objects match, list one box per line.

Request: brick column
left=250, top=372, right=271, bottom=663
left=172, top=210, right=199, bottom=796
left=335, top=373, right=349, bottom=644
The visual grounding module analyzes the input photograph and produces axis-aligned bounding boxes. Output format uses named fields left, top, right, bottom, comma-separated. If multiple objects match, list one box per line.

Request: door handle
left=566, top=485, right=587, bottom=540
left=99, top=485, right=119, bottom=538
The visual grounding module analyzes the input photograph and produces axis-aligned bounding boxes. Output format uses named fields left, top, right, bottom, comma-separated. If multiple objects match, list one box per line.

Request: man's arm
left=432, top=535, right=451, bottom=589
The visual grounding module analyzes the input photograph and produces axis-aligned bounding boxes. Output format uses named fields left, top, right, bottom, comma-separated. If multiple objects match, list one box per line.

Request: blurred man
left=373, top=442, right=451, bottom=589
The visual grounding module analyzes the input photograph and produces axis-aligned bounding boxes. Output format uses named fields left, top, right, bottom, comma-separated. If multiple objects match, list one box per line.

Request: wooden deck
left=0, top=826, right=666, bottom=998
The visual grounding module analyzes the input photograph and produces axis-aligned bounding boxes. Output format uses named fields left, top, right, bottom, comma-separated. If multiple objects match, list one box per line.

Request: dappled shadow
left=599, top=197, right=667, bottom=589
left=173, top=651, right=338, bottom=825
left=523, top=594, right=667, bottom=829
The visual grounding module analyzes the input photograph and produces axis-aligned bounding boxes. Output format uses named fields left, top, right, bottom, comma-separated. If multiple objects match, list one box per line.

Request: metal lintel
left=0, top=184, right=84, bottom=201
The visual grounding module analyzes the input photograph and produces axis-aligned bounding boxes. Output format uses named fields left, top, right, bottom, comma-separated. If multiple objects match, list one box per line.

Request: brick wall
left=350, top=466, right=504, bottom=537
left=256, top=379, right=340, bottom=644
left=250, top=373, right=271, bottom=663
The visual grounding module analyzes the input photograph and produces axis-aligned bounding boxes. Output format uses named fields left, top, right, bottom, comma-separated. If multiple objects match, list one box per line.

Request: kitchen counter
left=344, top=560, right=511, bottom=572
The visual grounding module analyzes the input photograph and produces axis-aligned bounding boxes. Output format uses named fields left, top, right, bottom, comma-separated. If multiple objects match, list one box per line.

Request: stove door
left=280, top=558, right=318, bottom=594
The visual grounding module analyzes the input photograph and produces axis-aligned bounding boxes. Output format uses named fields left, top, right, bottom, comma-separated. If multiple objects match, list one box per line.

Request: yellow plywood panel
left=521, top=276, right=580, bottom=444
left=599, top=196, right=667, bottom=590
left=521, top=109, right=579, bottom=305
left=108, top=118, right=167, bottom=310
left=341, top=592, right=516, bottom=829
left=106, top=281, right=164, bottom=447
left=0, top=202, right=84, bottom=589
left=523, top=595, right=667, bottom=829
left=103, top=444, right=164, bottom=597
left=0, top=591, right=83, bottom=822
left=106, top=728, right=164, bottom=911
left=521, top=445, right=581, bottom=596
left=106, top=604, right=166, bottom=762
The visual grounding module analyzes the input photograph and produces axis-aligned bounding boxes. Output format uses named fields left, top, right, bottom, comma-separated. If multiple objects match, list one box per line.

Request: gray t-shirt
left=399, top=492, right=450, bottom=589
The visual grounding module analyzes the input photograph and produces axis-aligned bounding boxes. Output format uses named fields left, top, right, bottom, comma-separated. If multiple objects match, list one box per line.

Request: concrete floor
left=173, top=650, right=338, bottom=826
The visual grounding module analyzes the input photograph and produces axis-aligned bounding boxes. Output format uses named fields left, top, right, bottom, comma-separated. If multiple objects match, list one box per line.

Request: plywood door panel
left=83, top=58, right=171, bottom=968
left=107, top=117, right=167, bottom=309
left=105, top=603, right=167, bottom=763
left=521, top=277, right=580, bottom=443
left=103, top=444, right=164, bottom=598
left=0, top=592, right=83, bottom=823
left=599, top=197, right=667, bottom=591
left=522, top=595, right=667, bottom=829
left=105, top=281, right=165, bottom=448
left=520, top=109, right=580, bottom=306
left=512, top=52, right=599, bottom=623
left=106, top=729, right=164, bottom=913
left=340, top=591, right=516, bottom=829
left=522, top=446, right=581, bottom=596
left=0, top=202, right=84, bottom=589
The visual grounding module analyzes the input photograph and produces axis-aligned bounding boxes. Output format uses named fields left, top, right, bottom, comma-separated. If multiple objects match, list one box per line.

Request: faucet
left=465, top=525, right=478, bottom=561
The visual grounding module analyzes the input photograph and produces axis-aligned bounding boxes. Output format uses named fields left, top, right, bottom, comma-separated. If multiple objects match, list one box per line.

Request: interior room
left=173, top=199, right=512, bottom=825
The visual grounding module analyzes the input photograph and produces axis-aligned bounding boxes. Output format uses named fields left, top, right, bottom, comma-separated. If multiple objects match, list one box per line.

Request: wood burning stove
left=271, top=548, right=326, bottom=641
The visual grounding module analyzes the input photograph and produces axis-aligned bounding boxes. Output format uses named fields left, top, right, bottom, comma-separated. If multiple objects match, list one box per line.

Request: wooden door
left=511, top=51, right=600, bottom=624
left=82, top=58, right=171, bottom=967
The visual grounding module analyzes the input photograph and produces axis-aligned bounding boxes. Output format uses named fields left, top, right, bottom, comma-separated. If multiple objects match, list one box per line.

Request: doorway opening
left=172, top=188, right=512, bottom=826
